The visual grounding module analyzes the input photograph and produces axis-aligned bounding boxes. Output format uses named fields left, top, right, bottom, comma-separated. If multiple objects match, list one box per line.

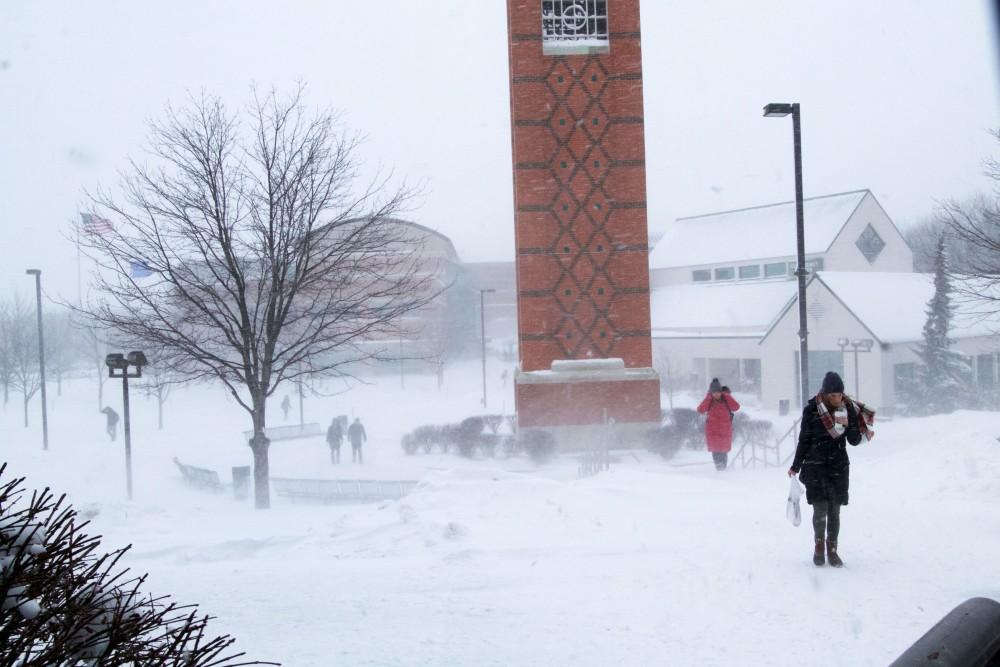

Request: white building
left=649, top=190, right=999, bottom=413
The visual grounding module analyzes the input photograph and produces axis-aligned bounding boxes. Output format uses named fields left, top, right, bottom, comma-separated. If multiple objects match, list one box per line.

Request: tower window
left=541, top=1, right=609, bottom=55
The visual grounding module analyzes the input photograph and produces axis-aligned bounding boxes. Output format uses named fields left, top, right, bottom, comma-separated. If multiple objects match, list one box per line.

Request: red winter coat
left=696, top=392, right=740, bottom=452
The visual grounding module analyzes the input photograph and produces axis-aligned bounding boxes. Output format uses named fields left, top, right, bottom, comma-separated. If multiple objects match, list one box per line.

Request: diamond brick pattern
left=510, top=5, right=653, bottom=372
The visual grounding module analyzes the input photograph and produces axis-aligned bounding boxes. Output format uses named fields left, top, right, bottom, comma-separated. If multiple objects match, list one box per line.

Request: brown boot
left=827, top=540, right=843, bottom=568
left=813, top=538, right=825, bottom=566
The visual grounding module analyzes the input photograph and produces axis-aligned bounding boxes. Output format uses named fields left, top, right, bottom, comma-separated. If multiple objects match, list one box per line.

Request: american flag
left=80, top=213, right=114, bottom=236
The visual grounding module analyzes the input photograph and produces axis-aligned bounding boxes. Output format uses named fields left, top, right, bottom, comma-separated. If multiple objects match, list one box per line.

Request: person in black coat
left=788, top=371, right=873, bottom=567
left=101, top=406, right=119, bottom=442
left=348, top=417, right=367, bottom=464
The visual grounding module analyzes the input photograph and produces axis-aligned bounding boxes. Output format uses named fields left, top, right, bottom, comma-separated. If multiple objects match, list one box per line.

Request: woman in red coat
left=696, top=378, right=740, bottom=471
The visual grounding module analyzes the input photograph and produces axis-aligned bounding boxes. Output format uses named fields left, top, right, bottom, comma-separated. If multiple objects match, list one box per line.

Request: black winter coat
left=791, top=398, right=862, bottom=505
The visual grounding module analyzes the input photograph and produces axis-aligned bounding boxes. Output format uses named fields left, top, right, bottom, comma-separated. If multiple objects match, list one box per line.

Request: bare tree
left=77, top=88, right=436, bottom=508
left=44, top=309, right=79, bottom=397
left=0, top=299, right=11, bottom=407
left=937, top=129, right=1000, bottom=309
left=1, top=295, right=41, bottom=427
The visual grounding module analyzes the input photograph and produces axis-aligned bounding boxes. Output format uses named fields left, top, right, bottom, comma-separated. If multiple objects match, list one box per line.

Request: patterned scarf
left=815, top=394, right=875, bottom=442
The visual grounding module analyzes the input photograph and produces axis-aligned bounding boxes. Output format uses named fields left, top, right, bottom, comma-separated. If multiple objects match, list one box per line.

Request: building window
left=856, top=224, right=886, bottom=264
left=764, top=262, right=787, bottom=278
left=894, top=363, right=916, bottom=395
left=976, top=353, right=995, bottom=389
left=806, top=258, right=824, bottom=274
left=692, top=269, right=711, bottom=282
left=541, top=1, right=609, bottom=55
left=738, top=265, right=761, bottom=280
left=714, top=267, right=735, bottom=281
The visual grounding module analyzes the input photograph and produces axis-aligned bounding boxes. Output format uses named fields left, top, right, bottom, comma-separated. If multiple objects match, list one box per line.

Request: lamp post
left=838, top=338, right=873, bottom=397
left=763, top=102, right=809, bottom=405
left=480, top=288, right=496, bottom=408
left=106, top=350, right=147, bottom=500
left=25, top=269, right=48, bottom=451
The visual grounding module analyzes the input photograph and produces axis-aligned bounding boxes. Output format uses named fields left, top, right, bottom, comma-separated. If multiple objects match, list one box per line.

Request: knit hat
left=821, top=371, right=845, bottom=394
left=709, top=377, right=722, bottom=393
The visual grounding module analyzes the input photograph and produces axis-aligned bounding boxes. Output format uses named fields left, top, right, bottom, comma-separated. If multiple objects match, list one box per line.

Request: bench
left=271, top=478, right=418, bottom=504
left=242, top=422, right=323, bottom=443
left=172, top=457, right=225, bottom=493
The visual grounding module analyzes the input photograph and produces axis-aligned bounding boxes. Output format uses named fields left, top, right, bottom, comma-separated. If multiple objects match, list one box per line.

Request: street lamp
left=25, top=269, right=48, bottom=451
left=763, top=102, right=809, bottom=405
left=480, top=288, right=496, bottom=408
left=106, top=350, right=147, bottom=500
left=837, top=338, right=873, bottom=397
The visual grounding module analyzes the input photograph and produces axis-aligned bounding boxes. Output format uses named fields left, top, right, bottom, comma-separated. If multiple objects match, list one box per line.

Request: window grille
left=542, top=1, right=609, bottom=53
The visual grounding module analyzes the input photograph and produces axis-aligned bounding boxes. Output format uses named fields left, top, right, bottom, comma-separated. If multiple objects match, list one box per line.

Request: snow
left=817, top=271, right=1000, bottom=343
left=650, top=280, right=797, bottom=338
left=3, top=363, right=1000, bottom=666
left=649, top=190, right=868, bottom=270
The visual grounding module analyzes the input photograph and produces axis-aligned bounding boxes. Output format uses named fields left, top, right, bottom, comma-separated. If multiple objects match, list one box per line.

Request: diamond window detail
left=541, top=1, right=609, bottom=55
left=856, top=224, right=885, bottom=264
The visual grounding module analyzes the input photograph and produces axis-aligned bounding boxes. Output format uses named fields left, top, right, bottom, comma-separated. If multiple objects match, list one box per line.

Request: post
left=298, top=377, right=304, bottom=426
left=122, top=373, right=133, bottom=500
left=853, top=346, right=860, bottom=397
left=480, top=290, right=488, bottom=408
left=791, top=104, right=810, bottom=406
left=26, top=270, right=48, bottom=451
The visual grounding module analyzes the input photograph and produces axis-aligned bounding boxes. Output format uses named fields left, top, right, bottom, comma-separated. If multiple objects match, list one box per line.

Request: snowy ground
left=3, top=360, right=1000, bottom=666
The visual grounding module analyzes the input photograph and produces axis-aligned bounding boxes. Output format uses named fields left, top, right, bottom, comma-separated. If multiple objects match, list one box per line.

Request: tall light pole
left=106, top=351, right=147, bottom=500
left=480, top=288, right=496, bottom=408
left=25, top=269, right=48, bottom=451
left=764, top=102, right=809, bottom=405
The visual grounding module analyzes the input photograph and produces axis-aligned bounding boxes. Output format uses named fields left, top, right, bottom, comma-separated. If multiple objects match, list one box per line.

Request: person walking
left=101, top=406, right=119, bottom=442
left=280, top=395, right=291, bottom=422
left=348, top=417, right=367, bottom=464
left=697, top=378, right=740, bottom=471
left=326, top=417, right=343, bottom=464
left=788, top=371, right=875, bottom=567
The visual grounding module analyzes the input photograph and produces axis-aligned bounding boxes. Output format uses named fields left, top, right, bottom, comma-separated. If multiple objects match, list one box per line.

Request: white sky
left=1, top=1, right=998, bottom=300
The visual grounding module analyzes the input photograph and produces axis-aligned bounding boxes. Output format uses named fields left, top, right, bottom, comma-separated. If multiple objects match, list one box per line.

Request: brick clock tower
left=506, top=0, right=660, bottom=441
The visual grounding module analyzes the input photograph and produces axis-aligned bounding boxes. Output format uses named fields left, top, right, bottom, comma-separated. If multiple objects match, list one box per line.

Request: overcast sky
left=1, top=1, right=998, bottom=300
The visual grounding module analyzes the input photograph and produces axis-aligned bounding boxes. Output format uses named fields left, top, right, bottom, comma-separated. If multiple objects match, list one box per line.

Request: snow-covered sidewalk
left=3, top=369, right=1000, bottom=665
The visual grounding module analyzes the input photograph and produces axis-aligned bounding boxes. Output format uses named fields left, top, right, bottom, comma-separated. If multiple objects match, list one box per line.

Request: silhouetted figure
left=101, top=406, right=119, bottom=442
left=348, top=418, right=367, bottom=464
left=326, top=417, right=344, bottom=464
left=281, top=395, right=291, bottom=422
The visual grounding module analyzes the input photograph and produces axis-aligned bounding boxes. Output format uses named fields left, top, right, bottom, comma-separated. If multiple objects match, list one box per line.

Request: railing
left=730, top=418, right=800, bottom=470
left=242, top=422, right=322, bottom=443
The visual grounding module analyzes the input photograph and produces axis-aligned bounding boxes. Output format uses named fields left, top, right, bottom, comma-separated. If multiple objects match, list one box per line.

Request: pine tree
left=910, top=237, right=971, bottom=414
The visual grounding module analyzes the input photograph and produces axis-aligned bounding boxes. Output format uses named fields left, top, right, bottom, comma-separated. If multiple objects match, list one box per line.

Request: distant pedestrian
left=348, top=417, right=367, bottom=464
left=281, top=395, right=291, bottom=422
left=788, top=371, right=875, bottom=567
left=696, top=378, right=740, bottom=471
left=326, top=417, right=344, bottom=464
left=101, top=406, right=119, bottom=442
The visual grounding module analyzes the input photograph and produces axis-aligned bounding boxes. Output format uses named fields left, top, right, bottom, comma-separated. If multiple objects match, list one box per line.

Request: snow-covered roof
left=650, top=280, right=797, bottom=338
left=815, top=271, right=1000, bottom=344
left=648, top=190, right=869, bottom=270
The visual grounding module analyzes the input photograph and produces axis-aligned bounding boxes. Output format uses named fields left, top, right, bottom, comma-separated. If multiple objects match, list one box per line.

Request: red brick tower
left=506, top=0, right=660, bottom=437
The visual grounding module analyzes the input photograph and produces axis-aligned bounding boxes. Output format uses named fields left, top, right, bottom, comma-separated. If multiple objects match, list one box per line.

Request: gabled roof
left=648, top=190, right=869, bottom=270
left=650, top=280, right=798, bottom=339
left=760, top=271, right=1000, bottom=345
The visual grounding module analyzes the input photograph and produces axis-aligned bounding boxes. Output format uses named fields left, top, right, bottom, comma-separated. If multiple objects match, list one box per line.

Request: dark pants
left=352, top=445, right=363, bottom=463
left=107, top=423, right=117, bottom=442
left=711, top=452, right=728, bottom=471
left=329, top=446, right=340, bottom=464
left=812, top=501, right=841, bottom=541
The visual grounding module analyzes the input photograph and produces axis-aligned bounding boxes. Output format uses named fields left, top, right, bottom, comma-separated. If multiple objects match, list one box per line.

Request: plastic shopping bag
left=786, top=476, right=803, bottom=527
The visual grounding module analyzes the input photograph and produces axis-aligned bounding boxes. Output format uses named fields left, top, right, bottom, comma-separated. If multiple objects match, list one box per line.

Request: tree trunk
left=23, top=392, right=29, bottom=427
left=157, top=386, right=164, bottom=430
left=249, top=400, right=270, bottom=509
left=56, top=371, right=62, bottom=397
